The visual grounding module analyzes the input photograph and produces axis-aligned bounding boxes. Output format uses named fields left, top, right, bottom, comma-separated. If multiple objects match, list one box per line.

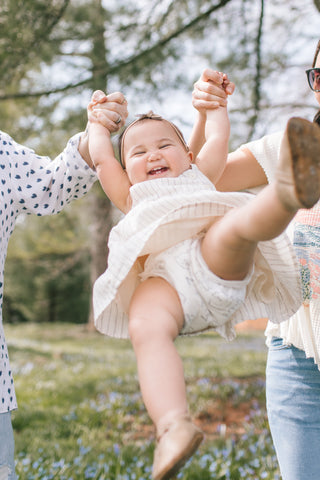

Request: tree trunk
left=86, top=0, right=113, bottom=328
left=87, top=186, right=113, bottom=328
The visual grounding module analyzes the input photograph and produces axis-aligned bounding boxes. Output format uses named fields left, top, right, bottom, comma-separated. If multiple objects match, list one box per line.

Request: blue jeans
left=266, top=337, right=320, bottom=480
left=0, top=412, right=16, bottom=480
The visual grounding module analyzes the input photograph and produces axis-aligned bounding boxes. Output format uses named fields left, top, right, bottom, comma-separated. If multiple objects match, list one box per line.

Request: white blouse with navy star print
left=0, top=130, right=96, bottom=413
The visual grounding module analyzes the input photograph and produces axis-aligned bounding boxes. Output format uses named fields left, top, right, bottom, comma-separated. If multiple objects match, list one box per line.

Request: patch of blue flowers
left=16, top=415, right=280, bottom=480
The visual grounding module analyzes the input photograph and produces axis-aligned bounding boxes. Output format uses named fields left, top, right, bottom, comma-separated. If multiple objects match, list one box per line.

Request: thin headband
left=119, top=111, right=189, bottom=168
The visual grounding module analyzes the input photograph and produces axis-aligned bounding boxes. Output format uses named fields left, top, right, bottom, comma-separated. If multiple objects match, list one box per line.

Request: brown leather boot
left=152, top=415, right=204, bottom=480
left=276, top=117, right=320, bottom=211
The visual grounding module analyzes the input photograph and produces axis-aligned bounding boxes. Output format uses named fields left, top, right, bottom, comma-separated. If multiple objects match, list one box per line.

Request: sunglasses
left=306, top=68, right=320, bottom=92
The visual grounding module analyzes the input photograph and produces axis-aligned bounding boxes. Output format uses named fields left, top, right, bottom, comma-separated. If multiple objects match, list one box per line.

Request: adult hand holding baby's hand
left=192, top=69, right=235, bottom=112
left=79, top=90, right=128, bottom=168
left=88, top=90, right=128, bottom=133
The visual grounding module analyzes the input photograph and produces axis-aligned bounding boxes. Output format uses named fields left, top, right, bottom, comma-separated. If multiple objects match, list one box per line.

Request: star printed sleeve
left=0, top=131, right=97, bottom=216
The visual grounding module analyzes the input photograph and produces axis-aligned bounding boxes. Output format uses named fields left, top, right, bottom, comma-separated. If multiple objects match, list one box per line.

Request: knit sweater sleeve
left=239, top=131, right=284, bottom=184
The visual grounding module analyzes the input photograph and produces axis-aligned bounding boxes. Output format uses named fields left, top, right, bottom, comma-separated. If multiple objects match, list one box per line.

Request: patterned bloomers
left=139, top=236, right=253, bottom=340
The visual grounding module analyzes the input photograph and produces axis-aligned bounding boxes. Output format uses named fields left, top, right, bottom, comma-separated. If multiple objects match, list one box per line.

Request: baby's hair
left=118, top=111, right=189, bottom=169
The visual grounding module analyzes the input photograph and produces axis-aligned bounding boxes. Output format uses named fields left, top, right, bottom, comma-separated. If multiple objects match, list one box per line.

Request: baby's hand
left=87, top=90, right=128, bottom=133
left=192, top=69, right=235, bottom=113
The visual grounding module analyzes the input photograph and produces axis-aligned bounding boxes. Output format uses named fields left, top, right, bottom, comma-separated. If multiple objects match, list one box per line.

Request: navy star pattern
left=0, top=130, right=96, bottom=412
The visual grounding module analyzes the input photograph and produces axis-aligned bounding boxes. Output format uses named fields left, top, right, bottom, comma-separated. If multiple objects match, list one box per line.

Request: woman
left=0, top=91, right=128, bottom=480
left=263, top=40, right=320, bottom=480
left=192, top=40, right=320, bottom=480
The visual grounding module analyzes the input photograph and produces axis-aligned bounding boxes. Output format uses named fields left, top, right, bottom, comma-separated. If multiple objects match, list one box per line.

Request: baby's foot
left=276, top=117, right=320, bottom=211
left=152, top=415, right=204, bottom=480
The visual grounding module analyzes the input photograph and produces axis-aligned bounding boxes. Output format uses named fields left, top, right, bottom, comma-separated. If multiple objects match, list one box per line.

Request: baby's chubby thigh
left=201, top=211, right=255, bottom=281
left=128, top=276, right=184, bottom=346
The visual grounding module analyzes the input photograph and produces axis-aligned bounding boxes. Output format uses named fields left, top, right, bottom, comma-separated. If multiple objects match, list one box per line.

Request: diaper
left=139, top=237, right=253, bottom=338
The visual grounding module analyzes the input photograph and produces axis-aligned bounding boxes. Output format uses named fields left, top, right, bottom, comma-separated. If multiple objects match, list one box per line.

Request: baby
left=87, top=73, right=320, bottom=480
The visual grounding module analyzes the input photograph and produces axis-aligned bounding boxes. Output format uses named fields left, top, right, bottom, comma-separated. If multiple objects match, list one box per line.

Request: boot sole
left=288, top=117, right=320, bottom=208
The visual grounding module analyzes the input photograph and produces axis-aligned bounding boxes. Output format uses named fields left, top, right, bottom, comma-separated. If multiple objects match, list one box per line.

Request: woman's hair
left=312, top=40, right=320, bottom=68
left=312, top=40, right=320, bottom=126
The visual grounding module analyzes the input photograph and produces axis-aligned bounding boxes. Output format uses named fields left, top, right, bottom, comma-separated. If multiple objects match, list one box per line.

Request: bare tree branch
left=230, top=103, right=318, bottom=114
left=313, top=0, right=320, bottom=11
left=247, top=0, right=264, bottom=141
left=28, top=0, right=71, bottom=51
left=0, top=0, right=232, bottom=101
left=0, top=0, right=71, bottom=83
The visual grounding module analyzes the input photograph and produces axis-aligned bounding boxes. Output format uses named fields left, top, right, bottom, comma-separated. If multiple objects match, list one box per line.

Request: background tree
left=5, top=205, right=90, bottom=323
left=1, top=0, right=319, bottom=324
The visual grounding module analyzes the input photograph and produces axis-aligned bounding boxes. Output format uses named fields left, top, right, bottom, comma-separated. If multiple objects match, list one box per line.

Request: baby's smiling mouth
left=148, top=166, right=169, bottom=175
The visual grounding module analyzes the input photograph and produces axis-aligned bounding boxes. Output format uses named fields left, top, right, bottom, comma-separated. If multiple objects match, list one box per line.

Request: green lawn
left=5, top=323, right=280, bottom=479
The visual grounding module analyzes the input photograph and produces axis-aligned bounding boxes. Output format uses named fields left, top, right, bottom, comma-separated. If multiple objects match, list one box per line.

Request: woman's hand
left=188, top=69, right=235, bottom=159
left=79, top=90, right=128, bottom=168
left=87, top=90, right=128, bottom=133
left=192, top=69, right=235, bottom=113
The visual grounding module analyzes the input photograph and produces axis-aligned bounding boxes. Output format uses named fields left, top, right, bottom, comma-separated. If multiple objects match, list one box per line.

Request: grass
left=5, top=322, right=281, bottom=479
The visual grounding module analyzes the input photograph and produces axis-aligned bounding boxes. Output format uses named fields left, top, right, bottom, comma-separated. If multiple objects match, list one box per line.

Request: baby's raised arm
left=88, top=91, right=132, bottom=213
left=189, top=69, right=234, bottom=159
left=194, top=71, right=232, bottom=184
left=191, top=71, right=267, bottom=191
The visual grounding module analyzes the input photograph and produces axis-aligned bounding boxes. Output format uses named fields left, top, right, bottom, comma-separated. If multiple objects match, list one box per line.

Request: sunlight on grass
left=5, top=323, right=280, bottom=479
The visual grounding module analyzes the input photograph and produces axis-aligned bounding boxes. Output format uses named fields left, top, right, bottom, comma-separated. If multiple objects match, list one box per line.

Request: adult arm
left=216, top=131, right=283, bottom=191
left=1, top=130, right=97, bottom=216
left=2, top=90, right=129, bottom=216
left=215, top=147, right=268, bottom=191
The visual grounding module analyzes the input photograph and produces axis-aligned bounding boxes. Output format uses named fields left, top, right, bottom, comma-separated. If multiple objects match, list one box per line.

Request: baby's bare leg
left=201, top=184, right=296, bottom=281
left=129, top=277, right=204, bottom=480
left=128, top=277, right=187, bottom=428
left=202, top=117, right=320, bottom=282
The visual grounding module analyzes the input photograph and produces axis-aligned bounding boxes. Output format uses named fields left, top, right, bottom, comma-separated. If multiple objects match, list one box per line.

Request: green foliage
left=1, top=0, right=319, bottom=139
left=1, top=0, right=319, bottom=326
left=0, top=0, right=69, bottom=87
left=4, top=202, right=91, bottom=324
left=6, top=323, right=280, bottom=479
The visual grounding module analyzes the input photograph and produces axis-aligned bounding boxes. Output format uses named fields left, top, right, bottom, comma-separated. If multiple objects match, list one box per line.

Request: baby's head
left=118, top=112, right=193, bottom=185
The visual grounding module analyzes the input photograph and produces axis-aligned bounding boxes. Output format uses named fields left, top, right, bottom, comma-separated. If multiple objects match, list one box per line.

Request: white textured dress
left=93, top=164, right=302, bottom=340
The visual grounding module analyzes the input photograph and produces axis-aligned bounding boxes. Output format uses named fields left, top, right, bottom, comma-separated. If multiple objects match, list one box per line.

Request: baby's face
left=123, top=120, right=192, bottom=185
